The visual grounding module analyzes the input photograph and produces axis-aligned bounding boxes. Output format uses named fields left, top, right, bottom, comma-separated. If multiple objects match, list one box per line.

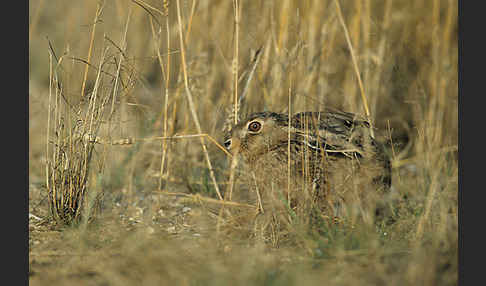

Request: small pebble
left=29, top=213, right=42, bottom=221
left=223, top=245, right=231, bottom=253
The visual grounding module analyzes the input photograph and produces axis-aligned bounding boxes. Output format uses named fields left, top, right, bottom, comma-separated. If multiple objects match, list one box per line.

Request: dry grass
left=29, top=0, right=457, bottom=285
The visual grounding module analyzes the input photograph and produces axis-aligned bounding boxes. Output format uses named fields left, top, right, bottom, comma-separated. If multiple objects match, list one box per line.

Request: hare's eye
left=223, top=139, right=232, bottom=149
left=248, top=121, right=262, bottom=133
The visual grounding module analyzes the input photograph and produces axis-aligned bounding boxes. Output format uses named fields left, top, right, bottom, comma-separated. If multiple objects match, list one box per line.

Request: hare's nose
left=223, top=139, right=232, bottom=149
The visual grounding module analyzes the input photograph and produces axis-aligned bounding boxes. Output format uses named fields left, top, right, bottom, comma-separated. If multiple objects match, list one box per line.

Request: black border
left=457, top=0, right=462, bottom=283
left=7, top=0, right=28, bottom=285
left=460, top=1, right=480, bottom=285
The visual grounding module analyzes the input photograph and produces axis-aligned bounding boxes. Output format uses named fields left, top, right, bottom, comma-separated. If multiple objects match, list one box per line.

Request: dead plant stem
left=81, top=1, right=104, bottom=98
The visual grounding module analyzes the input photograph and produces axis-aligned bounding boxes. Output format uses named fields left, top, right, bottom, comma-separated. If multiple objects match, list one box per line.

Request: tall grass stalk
left=334, top=0, right=373, bottom=137
left=175, top=0, right=223, bottom=200
left=81, top=1, right=103, bottom=98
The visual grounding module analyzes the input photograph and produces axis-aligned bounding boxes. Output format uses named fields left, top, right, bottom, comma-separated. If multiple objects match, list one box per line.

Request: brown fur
left=224, top=110, right=391, bottom=221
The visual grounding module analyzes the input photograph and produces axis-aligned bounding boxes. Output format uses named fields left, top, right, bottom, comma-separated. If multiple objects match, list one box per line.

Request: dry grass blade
left=45, top=51, right=53, bottom=212
left=74, top=133, right=232, bottom=157
left=287, top=82, right=292, bottom=208
left=154, top=191, right=255, bottom=209
left=334, top=0, right=373, bottom=138
left=175, top=0, right=223, bottom=200
left=226, top=149, right=239, bottom=202
left=251, top=171, right=264, bottom=214
left=158, top=12, right=171, bottom=190
left=148, top=6, right=170, bottom=190
left=130, top=0, right=164, bottom=26
left=185, top=0, right=197, bottom=44
left=226, top=48, right=262, bottom=203
left=232, top=0, right=241, bottom=125
left=109, top=9, right=131, bottom=120
left=239, top=47, right=263, bottom=107
left=223, top=47, right=263, bottom=134
left=392, top=145, right=458, bottom=169
left=81, top=1, right=104, bottom=98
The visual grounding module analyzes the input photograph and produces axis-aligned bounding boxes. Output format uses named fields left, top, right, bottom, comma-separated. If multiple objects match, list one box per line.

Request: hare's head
left=223, top=112, right=290, bottom=162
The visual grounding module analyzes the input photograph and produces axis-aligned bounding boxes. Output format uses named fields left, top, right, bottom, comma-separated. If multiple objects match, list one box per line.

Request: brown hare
left=223, top=109, right=391, bottom=220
